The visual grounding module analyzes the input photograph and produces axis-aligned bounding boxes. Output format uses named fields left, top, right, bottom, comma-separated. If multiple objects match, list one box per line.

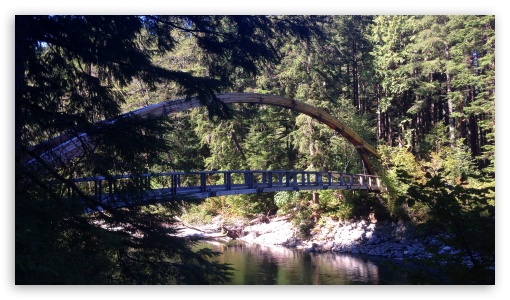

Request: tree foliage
left=15, top=15, right=322, bottom=284
left=396, top=168, right=494, bottom=284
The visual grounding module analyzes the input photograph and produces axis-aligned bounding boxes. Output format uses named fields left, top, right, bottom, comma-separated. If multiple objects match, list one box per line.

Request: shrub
left=180, top=203, right=213, bottom=225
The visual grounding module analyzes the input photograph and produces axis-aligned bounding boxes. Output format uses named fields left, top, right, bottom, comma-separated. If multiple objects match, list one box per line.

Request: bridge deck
left=62, top=170, right=382, bottom=210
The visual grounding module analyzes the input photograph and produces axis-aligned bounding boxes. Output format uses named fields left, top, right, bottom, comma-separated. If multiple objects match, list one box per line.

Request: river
left=196, top=240, right=421, bottom=285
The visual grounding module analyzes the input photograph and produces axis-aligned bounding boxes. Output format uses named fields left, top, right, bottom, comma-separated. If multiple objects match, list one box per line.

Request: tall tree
left=369, top=15, right=494, bottom=166
left=446, top=15, right=495, bottom=173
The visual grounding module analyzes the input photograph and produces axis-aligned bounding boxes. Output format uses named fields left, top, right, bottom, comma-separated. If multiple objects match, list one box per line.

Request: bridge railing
left=59, top=170, right=382, bottom=206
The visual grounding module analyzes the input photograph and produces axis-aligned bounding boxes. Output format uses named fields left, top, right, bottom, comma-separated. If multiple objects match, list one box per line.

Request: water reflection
left=197, top=241, right=409, bottom=285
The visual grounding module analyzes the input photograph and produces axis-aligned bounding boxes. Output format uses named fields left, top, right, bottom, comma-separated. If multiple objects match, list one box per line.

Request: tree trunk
left=376, top=84, right=382, bottom=140
left=469, top=114, right=479, bottom=157
left=230, top=131, right=247, bottom=161
left=445, top=44, right=456, bottom=147
left=352, top=38, right=359, bottom=111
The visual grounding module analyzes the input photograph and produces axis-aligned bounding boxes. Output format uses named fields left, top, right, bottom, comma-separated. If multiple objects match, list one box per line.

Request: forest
left=15, top=15, right=495, bottom=284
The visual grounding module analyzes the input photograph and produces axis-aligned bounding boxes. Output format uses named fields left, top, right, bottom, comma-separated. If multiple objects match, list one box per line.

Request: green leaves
left=274, top=191, right=293, bottom=208
left=394, top=164, right=495, bottom=277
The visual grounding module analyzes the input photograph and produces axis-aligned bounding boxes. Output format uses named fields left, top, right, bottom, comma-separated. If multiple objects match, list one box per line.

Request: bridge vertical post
left=328, top=172, right=332, bottom=186
left=301, top=172, right=305, bottom=186
left=171, top=174, right=177, bottom=195
left=368, top=176, right=372, bottom=188
left=262, top=172, right=267, bottom=186
left=133, top=176, right=139, bottom=196
left=200, top=172, right=207, bottom=192
left=350, top=174, right=354, bottom=187
left=94, top=180, right=102, bottom=202
left=94, top=180, right=97, bottom=201
left=244, top=171, right=253, bottom=188
left=224, top=172, right=231, bottom=190
left=285, top=172, right=290, bottom=187
left=268, top=171, right=273, bottom=188
left=138, top=176, right=143, bottom=195
left=307, top=173, right=310, bottom=186
left=359, top=175, right=364, bottom=186
left=108, top=180, right=113, bottom=203
left=316, top=172, right=320, bottom=186
left=340, top=173, right=344, bottom=185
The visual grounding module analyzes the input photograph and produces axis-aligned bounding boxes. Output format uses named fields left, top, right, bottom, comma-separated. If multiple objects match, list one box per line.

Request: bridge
left=66, top=170, right=382, bottom=210
left=31, top=93, right=383, bottom=209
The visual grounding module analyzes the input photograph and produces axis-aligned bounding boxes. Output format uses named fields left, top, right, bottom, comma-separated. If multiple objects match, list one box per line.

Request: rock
left=305, top=242, right=320, bottom=252
left=242, top=232, right=257, bottom=243
left=322, top=241, right=334, bottom=251
left=442, top=246, right=452, bottom=252
left=193, top=214, right=467, bottom=262
left=284, top=238, right=298, bottom=247
left=405, top=246, right=416, bottom=255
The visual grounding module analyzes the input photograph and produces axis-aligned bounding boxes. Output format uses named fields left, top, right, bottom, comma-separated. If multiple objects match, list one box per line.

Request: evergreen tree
left=446, top=15, right=495, bottom=173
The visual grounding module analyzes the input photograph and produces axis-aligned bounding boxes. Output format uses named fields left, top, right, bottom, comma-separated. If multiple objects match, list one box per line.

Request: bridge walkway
left=64, top=170, right=382, bottom=209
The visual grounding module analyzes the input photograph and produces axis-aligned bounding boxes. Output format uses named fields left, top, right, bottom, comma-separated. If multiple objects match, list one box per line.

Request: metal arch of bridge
left=68, top=170, right=382, bottom=209
left=28, top=93, right=380, bottom=174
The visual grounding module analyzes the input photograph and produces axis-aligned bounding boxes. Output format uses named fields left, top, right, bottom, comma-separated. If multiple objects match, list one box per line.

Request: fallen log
left=173, top=216, right=218, bottom=233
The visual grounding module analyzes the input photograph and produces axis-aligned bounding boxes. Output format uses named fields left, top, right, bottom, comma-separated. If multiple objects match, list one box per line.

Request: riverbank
left=174, top=214, right=461, bottom=262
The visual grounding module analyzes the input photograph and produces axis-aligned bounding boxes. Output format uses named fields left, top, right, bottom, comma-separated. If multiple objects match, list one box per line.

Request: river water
left=197, top=240, right=418, bottom=285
